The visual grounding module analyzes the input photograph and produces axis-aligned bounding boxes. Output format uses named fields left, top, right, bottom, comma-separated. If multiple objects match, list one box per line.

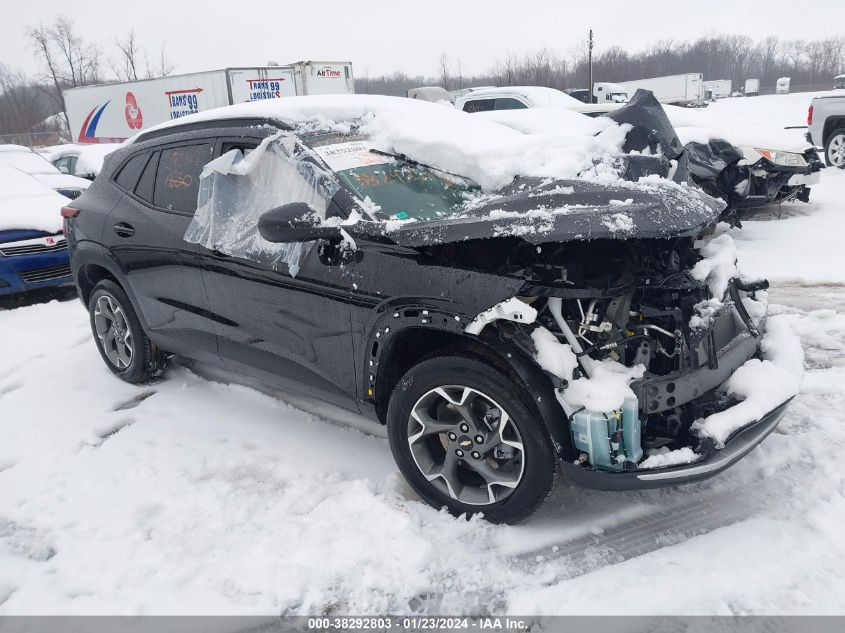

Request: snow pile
left=133, top=95, right=631, bottom=192
left=639, top=447, right=700, bottom=470
left=563, top=360, right=646, bottom=412
left=662, top=90, right=834, bottom=152
left=464, top=297, right=537, bottom=335
left=530, top=327, right=578, bottom=381
left=691, top=231, right=739, bottom=299
left=0, top=165, right=67, bottom=233
left=689, top=298, right=724, bottom=330
left=695, top=313, right=803, bottom=445
left=729, top=169, right=845, bottom=286
left=478, top=107, right=615, bottom=137
left=601, top=212, right=634, bottom=234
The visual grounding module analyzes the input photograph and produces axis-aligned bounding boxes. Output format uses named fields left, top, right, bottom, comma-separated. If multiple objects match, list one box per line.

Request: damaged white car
left=66, top=95, right=799, bottom=523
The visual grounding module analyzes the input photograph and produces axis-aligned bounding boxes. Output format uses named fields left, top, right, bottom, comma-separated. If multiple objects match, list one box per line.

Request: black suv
left=65, top=98, right=790, bottom=523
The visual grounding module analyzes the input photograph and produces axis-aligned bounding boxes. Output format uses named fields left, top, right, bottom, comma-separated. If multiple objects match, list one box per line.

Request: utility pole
left=588, top=29, right=594, bottom=103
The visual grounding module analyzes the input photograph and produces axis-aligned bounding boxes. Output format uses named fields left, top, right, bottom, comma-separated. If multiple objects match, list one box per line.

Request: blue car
left=0, top=165, right=74, bottom=297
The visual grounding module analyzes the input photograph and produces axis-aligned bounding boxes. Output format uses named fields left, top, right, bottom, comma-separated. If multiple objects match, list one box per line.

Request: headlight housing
left=753, top=148, right=808, bottom=167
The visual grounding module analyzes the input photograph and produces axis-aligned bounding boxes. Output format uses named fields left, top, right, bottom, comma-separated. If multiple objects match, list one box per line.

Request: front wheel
left=88, top=280, right=168, bottom=383
left=387, top=355, right=557, bottom=524
left=824, top=128, right=845, bottom=169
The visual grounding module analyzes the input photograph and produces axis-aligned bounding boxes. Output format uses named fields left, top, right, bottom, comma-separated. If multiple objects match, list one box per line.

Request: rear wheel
left=88, top=280, right=168, bottom=383
left=824, top=128, right=845, bottom=168
left=387, top=355, right=557, bottom=524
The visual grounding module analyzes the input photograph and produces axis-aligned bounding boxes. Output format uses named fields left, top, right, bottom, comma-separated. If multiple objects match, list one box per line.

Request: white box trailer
left=744, top=78, right=760, bottom=96
left=64, top=61, right=354, bottom=143
left=703, top=79, right=732, bottom=100
left=615, top=73, right=705, bottom=106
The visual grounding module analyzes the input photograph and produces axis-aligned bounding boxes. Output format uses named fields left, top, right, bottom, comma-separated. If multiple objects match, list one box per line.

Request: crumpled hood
left=374, top=177, right=725, bottom=247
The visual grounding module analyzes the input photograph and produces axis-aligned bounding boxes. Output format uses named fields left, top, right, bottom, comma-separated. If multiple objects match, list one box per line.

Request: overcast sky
left=3, top=0, right=844, bottom=79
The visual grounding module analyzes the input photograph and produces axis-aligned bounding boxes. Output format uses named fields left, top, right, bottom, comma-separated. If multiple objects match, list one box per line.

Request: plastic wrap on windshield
left=184, top=133, right=340, bottom=277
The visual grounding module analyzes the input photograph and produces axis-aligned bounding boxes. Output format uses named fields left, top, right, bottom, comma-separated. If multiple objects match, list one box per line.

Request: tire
left=824, top=128, right=845, bottom=169
left=88, top=280, right=168, bottom=383
left=387, top=354, right=558, bottom=524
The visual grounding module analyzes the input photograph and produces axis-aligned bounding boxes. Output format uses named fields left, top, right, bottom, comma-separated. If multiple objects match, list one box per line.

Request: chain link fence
left=0, top=130, right=71, bottom=148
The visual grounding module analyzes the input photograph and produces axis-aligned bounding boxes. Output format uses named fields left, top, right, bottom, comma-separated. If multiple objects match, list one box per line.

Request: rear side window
left=114, top=153, right=148, bottom=190
left=153, top=144, right=213, bottom=213
left=134, top=151, right=159, bottom=204
left=493, top=98, right=528, bottom=111
left=462, top=99, right=494, bottom=113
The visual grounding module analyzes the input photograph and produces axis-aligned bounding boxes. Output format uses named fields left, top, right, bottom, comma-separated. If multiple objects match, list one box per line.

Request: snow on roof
left=0, top=165, right=67, bottom=232
left=457, top=86, right=584, bottom=108
left=42, top=143, right=122, bottom=175
left=475, top=107, right=615, bottom=137
left=0, top=144, right=32, bottom=152
left=135, top=94, right=630, bottom=191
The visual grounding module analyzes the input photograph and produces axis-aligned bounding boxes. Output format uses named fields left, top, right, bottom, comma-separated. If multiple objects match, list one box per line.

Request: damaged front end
left=605, top=90, right=824, bottom=224
left=460, top=233, right=793, bottom=490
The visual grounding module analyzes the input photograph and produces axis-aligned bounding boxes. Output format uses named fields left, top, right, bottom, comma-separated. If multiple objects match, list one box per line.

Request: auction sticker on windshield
left=313, top=141, right=394, bottom=172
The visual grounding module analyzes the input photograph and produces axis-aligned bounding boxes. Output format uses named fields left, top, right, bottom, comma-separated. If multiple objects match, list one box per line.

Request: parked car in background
left=460, top=87, right=822, bottom=216
left=41, top=143, right=122, bottom=180
left=834, top=74, right=845, bottom=90
left=454, top=86, right=584, bottom=112
left=0, top=165, right=73, bottom=297
left=568, top=82, right=628, bottom=104
left=407, top=86, right=452, bottom=103
left=0, top=145, right=90, bottom=199
left=807, top=93, right=845, bottom=168
left=65, top=95, right=791, bottom=523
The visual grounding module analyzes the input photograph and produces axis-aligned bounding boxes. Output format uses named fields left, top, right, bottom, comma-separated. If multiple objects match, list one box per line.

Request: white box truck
left=744, top=78, right=760, bottom=96
left=776, top=77, right=791, bottom=95
left=64, top=61, right=354, bottom=143
left=703, top=79, right=732, bottom=100
left=615, top=73, right=705, bottom=106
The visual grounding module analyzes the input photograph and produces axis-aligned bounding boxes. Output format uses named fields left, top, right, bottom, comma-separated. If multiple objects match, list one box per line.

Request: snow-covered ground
left=2, top=95, right=845, bottom=617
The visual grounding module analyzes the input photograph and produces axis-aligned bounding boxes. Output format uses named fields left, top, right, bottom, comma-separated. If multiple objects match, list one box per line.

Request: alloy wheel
left=93, top=295, right=134, bottom=369
left=407, top=385, right=525, bottom=506
left=829, top=134, right=845, bottom=168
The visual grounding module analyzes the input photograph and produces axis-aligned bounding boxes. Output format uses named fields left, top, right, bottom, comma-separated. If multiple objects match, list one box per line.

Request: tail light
left=807, top=104, right=813, bottom=126
left=61, top=206, right=80, bottom=218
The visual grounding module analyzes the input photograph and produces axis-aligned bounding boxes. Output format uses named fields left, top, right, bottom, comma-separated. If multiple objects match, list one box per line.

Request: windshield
left=307, top=136, right=478, bottom=221
left=0, top=150, right=59, bottom=175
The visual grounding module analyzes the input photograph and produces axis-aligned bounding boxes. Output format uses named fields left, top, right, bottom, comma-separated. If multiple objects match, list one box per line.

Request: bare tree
left=27, top=16, right=101, bottom=126
left=438, top=53, right=450, bottom=90
left=111, top=29, right=141, bottom=81
left=144, top=45, right=175, bottom=79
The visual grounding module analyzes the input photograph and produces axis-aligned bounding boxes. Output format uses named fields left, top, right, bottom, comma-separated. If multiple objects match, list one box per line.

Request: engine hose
left=548, top=297, right=595, bottom=377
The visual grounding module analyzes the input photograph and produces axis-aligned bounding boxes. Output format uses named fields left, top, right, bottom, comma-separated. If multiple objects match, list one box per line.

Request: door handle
left=113, top=222, right=135, bottom=238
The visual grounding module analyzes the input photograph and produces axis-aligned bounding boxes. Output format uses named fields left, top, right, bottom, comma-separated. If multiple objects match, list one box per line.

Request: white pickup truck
left=807, top=94, right=845, bottom=168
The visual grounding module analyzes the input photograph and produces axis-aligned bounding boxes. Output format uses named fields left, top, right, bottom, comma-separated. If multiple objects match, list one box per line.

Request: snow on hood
left=375, top=176, right=723, bottom=247
left=0, top=165, right=68, bottom=233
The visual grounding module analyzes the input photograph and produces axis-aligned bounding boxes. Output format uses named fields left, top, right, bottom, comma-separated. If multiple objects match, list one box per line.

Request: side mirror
left=258, top=203, right=341, bottom=243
